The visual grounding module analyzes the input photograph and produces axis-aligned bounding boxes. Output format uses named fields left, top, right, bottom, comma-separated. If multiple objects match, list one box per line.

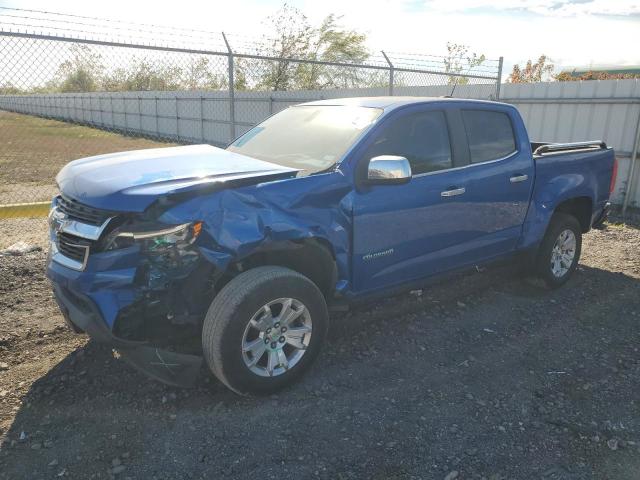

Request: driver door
left=352, top=105, right=476, bottom=293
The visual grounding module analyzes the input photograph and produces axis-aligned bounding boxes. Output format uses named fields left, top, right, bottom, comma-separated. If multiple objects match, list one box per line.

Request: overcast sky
left=1, top=0, right=638, bottom=79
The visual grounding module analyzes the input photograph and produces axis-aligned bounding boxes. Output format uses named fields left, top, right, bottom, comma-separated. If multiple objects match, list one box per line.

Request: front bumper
left=52, top=282, right=141, bottom=347
left=47, top=248, right=203, bottom=387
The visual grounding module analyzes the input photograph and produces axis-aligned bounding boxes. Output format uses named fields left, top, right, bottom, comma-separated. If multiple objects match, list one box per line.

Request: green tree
left=102, top=59, right=182, bottom=91
left=444, top=42, right=486, bottom=86
left=233, top=59, right=249, bottom=91
left=183, top=57, right=225, bottom=90
left=257, top=4, right=371, bottom=91
left=55, top=44, right=104, bottom=92
left=295, top=14, right=369, bottom=89
left=508, top=55, right=555, bottom=83
left=0, top=83, right=21, bottom=94
left=257, top=4, right=314, bottom=90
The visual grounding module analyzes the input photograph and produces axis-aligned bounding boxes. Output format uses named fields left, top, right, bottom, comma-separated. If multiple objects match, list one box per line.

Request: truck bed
left=530, top=140, right=615, bottom=228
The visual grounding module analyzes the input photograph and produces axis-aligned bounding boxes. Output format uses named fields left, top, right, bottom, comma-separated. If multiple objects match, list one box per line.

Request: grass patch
left=0, top=111, right=176, bottom=203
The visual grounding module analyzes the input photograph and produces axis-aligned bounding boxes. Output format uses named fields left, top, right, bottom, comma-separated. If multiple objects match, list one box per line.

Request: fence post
left=222, top=32, right=236, bottom=143
left=110, top=95, right=114, bottom=129
left=200, top=96, right=205, bottom=142
left=622, top=108, right=640, bottom=216
left=381, top=50, right=394, bottom=96
left=175, top=97, right=180, bottom=141
left=495, top=56, right=504, bottom=100
left=154, top=96, right=159, bottom=137
left=99, top=95, right=104, bottom=127
left=124, top=95, right=128, bottom=135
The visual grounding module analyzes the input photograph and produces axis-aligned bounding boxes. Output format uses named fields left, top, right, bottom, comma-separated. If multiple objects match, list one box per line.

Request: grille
left=57, top=195, right=111, bottom=226
left=57, top=232, right=91, bottom=265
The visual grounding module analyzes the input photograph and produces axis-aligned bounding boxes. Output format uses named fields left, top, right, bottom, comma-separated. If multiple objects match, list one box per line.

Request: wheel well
left=224, top=238, right=338, bottom=298
left=554, top=197, right=593, bottom=232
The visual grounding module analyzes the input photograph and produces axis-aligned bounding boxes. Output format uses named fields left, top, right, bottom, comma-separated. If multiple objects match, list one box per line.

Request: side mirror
left=367, top=155, right=412, bottom=185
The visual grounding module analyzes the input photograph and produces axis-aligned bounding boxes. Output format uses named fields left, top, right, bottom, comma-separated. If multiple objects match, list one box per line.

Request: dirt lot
left=0, top=111, right=174, bottom=204
left=0, top=218, right=639, bottom=479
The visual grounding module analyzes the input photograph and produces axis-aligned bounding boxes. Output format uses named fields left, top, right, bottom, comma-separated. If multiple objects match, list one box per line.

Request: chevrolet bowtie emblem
left=54, top=219, right=68, bottom=234
left=49, top=208, right=69, bottom=234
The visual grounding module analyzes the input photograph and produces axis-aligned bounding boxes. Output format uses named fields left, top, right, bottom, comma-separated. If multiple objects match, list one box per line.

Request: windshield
left=227, top=105, right=383, bottom=174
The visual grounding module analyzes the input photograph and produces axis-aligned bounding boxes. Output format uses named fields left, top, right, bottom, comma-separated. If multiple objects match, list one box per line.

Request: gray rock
left=0, top=242, right=41, bottom=256
left=112, top=465, right=126, bottom=475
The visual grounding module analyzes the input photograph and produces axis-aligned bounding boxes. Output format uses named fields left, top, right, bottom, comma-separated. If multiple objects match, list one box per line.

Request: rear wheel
left=535, top=213, right=582, bottom=288
left=202, top=266, right=328, bottom=395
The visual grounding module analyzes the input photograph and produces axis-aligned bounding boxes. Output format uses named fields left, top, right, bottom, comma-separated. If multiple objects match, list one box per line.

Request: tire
left=535, top=213, right=582, bottom=289
left=202, top=266, right=328, bottom=395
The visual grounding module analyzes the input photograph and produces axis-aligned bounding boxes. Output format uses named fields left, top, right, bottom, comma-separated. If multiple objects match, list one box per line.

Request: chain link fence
left=0, top=18, right=502, bottom=210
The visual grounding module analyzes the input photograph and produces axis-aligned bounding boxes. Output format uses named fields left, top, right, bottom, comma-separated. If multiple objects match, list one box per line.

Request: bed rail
left=533, top=141, right=607, bottom=156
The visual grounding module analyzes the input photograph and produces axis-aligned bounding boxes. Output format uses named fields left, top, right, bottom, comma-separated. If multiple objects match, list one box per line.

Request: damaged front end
left=104, top=220, right=211, bottom=335
left=46, top=145, right=354, bottom=387
left=47, top=198, right=221, bottom=387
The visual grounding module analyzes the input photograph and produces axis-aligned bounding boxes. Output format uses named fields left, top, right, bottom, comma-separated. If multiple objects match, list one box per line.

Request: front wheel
left=202, top=266, right=328, bottom=395
left=535, top=213, right=582, bottom=288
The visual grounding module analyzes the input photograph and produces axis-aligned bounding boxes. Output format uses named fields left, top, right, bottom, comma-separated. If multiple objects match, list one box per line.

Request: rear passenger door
left=456, top=107, right=534, bottom=255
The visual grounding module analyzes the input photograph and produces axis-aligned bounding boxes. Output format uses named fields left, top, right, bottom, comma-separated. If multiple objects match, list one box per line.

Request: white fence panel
left=502, top=79, right=640, bottom=207
left=1, top=79, right=639, bottom=207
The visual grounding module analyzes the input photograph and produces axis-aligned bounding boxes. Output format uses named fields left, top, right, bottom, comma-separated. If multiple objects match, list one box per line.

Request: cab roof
left=299, top=96, right=505, bottom=111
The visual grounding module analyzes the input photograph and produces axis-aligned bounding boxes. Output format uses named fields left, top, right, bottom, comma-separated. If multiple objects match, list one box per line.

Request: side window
left=462, top=110, right=516, bottom=163
left=364, top=110, right=452, bottom=175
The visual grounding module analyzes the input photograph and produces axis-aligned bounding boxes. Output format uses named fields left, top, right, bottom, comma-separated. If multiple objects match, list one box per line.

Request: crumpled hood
left=56, top=144, right=299, bottom=212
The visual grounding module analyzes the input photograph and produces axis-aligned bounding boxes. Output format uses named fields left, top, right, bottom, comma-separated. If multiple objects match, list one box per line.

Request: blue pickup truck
left=47, top=97, right=617, bottom=394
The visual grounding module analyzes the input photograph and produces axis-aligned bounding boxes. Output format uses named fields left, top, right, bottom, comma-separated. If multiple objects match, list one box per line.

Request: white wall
left=1, top=79, right=638, bottom=207
left=502, top=79, right=640, bottom=207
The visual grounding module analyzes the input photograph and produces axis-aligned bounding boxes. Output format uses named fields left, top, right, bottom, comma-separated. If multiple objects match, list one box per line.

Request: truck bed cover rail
left=533, top=140, right=607, bottom=156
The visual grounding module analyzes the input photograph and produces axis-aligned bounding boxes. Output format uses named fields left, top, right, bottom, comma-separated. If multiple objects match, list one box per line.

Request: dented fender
left=158, top=169, right=354, bottom=294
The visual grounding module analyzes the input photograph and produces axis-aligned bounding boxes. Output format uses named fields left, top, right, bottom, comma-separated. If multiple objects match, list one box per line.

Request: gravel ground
left=0, top=217, right=49, bottom=251
left=0, top=222, right=639, bottom=480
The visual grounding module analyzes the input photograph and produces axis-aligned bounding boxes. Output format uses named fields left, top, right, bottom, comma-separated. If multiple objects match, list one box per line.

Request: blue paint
left=56, top=144, right=299, bottom=212
left=47, top=97, right=615, bottom=337
left=47, top=246, right=139, bottom=327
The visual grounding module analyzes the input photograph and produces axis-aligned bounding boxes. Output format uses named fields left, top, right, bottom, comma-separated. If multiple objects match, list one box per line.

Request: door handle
left=510, top=174, right=529, bottom=183
left=441, top=187, right=466, bottom=197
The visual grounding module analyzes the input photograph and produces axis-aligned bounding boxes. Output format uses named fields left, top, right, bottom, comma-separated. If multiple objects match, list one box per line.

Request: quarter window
left=462, top=110, right=516, bottom=163
left=364, top=111, right=452, bottom=175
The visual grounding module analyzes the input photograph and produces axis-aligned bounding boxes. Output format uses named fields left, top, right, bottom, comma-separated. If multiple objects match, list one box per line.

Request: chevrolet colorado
left=46, top=97, right=617, bottom=395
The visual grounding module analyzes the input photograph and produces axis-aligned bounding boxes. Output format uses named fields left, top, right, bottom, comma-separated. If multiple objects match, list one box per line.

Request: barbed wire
left=0, top=7, right=229, bottom=41
left=0, top=6, right=500, bottom=75
left=0, top=12, right=226, bottom=49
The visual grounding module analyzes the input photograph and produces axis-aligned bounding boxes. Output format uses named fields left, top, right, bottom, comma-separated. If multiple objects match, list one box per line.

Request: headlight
left=104, top=221, right=203, bottom=253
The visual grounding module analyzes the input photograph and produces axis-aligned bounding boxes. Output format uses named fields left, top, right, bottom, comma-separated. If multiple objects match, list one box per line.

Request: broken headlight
left=104, top=221, right=203, bottom=253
